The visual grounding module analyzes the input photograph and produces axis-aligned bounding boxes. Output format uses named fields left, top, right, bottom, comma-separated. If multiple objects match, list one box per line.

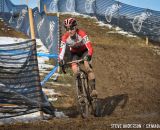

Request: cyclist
left=59, top=17, right=97, bottom=97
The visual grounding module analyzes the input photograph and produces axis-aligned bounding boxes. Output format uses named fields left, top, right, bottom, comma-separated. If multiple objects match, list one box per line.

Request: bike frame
left=62, top=59, right=95, bottom=118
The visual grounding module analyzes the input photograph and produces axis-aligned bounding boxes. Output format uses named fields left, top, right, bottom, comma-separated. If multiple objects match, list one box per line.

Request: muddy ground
left=1, top=42, right=160, bottom=130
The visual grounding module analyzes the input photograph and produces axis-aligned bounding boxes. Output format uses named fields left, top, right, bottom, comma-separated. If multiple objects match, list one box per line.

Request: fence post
left=94, top=0, right=97, bottom=16
left=117, top=1, right=120, bottom=26
left=146, top=36, right=148, bottom=45
left=44, top=4, right=47, bottom=14
left=37, top=0, right=39, bottom=10
left=28, top=8, right=35, bottom=39
left=28, top=8, right=44, bottom=119
left=26, top=0, right=28, bottom=5
left=57, top=12, right=60, bottom=73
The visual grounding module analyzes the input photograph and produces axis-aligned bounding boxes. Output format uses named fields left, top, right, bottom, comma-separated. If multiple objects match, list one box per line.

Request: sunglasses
left=65, top=26, right=76, bottom=31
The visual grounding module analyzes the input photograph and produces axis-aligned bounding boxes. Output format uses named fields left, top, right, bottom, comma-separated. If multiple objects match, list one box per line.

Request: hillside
left=0, top=13, right=160, bottom=130
left=0, top=18, right=28, bottom=38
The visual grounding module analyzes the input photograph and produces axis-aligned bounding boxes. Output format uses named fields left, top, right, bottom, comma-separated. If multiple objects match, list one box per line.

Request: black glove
left=59, top=60, right=65, bottom=67
left=84, top=54, right=92, bottom=61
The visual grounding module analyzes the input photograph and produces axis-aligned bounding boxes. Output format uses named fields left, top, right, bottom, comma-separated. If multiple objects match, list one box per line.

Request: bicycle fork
left=76, top=74, right=87, bottom=104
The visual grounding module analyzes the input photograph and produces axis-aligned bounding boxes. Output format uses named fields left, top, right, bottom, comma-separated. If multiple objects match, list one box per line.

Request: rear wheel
left=76, top=77, right=90, bottom=118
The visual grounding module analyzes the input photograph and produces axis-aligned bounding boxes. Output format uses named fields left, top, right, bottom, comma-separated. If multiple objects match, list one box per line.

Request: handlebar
left=65, top=59, right=84, bottom=65
left=61, top=59, right=85, bottom=74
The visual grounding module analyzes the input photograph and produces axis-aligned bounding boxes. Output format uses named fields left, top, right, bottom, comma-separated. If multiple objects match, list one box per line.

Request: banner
left=40, top=0, right=160, bottom=42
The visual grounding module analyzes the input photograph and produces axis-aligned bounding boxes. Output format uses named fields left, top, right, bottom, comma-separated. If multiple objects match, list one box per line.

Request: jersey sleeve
left=80, top=30, right=93, bottom=56
left=59, top=35, right=67, bottom=60
left=85, top=41, right=93, bottom=56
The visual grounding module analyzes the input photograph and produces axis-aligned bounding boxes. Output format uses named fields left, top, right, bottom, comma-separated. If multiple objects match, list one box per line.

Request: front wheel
left=80, top=78, right=90, bottom=118
left=75, top=76, right=90, bottom=118
left=79, top=96, right=89, bottom=118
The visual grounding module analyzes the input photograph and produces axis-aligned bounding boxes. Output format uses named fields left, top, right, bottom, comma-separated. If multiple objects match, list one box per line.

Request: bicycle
left=61, top=59, right=97, bottom=118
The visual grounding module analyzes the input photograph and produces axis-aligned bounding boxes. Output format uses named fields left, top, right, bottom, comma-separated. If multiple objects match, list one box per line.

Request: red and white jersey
left=59, top=29, right=93, bottom=60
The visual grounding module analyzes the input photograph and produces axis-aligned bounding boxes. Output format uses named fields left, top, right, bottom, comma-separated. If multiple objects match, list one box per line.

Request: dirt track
left=1, top=42, right=160, bottom=130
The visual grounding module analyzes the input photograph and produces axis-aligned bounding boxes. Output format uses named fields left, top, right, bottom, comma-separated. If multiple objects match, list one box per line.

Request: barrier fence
left=0, top=0, right=59, bottom=85
left=41, top=0, right=160, bottom=42
left=0, top=40, right=54, bottom=119
left=0, top=0, right=58, bottom=118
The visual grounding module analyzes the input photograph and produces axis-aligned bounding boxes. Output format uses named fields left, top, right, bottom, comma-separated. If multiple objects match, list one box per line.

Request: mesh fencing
left=0, top=40, right=54, bottom=119
left=42, top=0, right=160, bottom=42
